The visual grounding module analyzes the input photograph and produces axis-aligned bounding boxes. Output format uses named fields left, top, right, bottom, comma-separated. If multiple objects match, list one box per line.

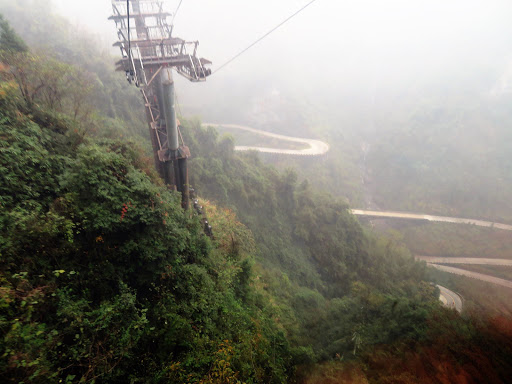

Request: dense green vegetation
left=181, top=121, right=512, bottom=384
left=1, top=5, right=512, bottom=383
left=183, top=119, right=440, bottom=355
left=0, top=16, right=291, bottom=382
left=0, top=89, right=289, bottom=382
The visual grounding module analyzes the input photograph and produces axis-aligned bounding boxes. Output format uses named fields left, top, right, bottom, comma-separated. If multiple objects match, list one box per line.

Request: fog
left=52, top=1, right=511, bottom=81
left=4, top=3, right=512, bottom=380
left=48, top=0, right=512, bottom=133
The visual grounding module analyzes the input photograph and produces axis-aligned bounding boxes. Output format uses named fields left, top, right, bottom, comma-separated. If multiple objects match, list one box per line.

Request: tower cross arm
left=108, top=12, right=171, bottom=20
left=115, top=56, right=212, bottom=71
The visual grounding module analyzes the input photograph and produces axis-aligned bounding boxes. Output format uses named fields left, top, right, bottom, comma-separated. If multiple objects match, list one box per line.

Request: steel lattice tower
left=109, top=0, right=211, bottom=209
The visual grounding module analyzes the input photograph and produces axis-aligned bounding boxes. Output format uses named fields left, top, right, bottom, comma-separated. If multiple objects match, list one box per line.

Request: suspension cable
left=171, top=0, right=184, bottom=26
left=213, top=0, right=319, bottom=75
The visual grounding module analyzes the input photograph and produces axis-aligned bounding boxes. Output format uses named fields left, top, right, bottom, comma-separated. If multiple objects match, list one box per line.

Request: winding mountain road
left=417, top=257, right=512, bottom=291
left=202, top=123, right=330, bottom=156
left=430, top=264, right=512, bottom=289
left=203, top=123, right=512, bottom=294
left=202, top=125, right=510, bottom=231
left=437, top=285, right=463, bottom=312
left=415, top=256, right=512, bottom=266
left=351, top=209, right=512, bottom=231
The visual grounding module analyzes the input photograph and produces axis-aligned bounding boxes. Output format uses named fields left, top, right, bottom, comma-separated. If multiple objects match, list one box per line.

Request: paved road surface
left=202, top=123, right=330, bottom=156
left=437, top=285, right=463, bottom=312
left=416, top=256, right=512, bottom=265
left=430, top=264, right=512, bottom=289
left=351, top=209, right=512, bottom=231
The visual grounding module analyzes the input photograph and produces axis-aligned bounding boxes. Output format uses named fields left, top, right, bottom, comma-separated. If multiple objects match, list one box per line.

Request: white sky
left=50, top=0, right=512, bottom=102
left=51, top=0, right=511, bottom=62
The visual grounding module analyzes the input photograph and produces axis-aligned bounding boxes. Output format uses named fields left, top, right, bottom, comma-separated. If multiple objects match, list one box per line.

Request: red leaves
left=119, top=201, right=133, bottom=222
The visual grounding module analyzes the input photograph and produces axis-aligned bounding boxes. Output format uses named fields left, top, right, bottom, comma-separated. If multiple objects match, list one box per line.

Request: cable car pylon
left=109, top=0, right=212, bottom=209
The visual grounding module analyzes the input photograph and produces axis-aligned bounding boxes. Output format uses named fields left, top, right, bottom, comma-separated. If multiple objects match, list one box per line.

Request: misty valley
left=1, top=0, right=511, bottom=383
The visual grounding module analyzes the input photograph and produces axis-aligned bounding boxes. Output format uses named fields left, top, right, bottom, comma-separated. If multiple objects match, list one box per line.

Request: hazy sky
left=50, top=0, right=511, bottom=85
left=49, top=0, right=512, bottom=116
left=51, top=0, right=511, bottom=69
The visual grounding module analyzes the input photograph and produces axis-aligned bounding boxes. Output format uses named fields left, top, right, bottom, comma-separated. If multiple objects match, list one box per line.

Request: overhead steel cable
left=213, top=0, right=319, bottom=75
left=171, top=0, right=184, bottom=26
left=127, top=0, right=131, bottom=62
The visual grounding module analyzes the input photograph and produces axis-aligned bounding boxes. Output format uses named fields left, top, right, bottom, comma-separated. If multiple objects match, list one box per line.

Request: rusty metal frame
left=110, top=0, right=210, bottom=209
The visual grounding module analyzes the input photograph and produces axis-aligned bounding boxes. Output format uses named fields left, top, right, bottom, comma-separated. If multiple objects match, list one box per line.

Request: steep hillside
left=0, top=80, right=295, bottom=382
left=0, top=12, right=436, bottom=381
left=1, top=8, right=512, bottom=383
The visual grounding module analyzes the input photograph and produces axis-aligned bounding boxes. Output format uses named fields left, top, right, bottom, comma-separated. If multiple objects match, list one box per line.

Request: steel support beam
left=160, top=69, right=179, bottom=152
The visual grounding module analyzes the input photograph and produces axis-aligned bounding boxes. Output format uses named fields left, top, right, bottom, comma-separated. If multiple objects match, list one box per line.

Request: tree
left=0, top=14, right=27, bottom=53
